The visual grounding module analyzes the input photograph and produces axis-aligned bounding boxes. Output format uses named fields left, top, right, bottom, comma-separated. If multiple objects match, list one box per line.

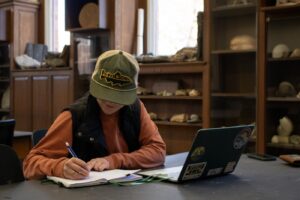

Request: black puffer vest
left=63, top=94, right=141, bottom=162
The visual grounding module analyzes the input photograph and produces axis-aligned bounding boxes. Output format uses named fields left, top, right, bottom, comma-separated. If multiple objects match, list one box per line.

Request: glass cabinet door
left=71, top=28, right=110, bottom=98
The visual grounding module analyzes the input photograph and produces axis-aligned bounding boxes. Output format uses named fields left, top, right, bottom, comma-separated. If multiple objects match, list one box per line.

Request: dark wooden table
left=0, top=153, right=298, bottom=200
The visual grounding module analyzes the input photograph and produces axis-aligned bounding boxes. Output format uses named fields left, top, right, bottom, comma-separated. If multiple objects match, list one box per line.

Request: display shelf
left=154, top=121, right=202, bottom=127
left=65, top=0, right=107, bottom=30
left=0, top=78, right=9, bottom=82
left=211, top=49, right=256, bottom=54
left=207, top=1, right=257, bottom=142
left=267, top=143, right=300, bottom=151
left=267, top=97, right=300, bottom=102
left=261, top=4, right=300, bottom=13
left=139, top=61, right=206, bottom=74
left=11, top=67, right=72, bottom=72
left=268, top=57, right=300, bottom=62
left=212, top=4, right=256, bottom=17
left=138, top=62, right=208, bottom=154
left=0, top=64, right=9, bottom=68
left=212, top=92, right=255, bottom=99
left=139, top=95, right=203, bottom=100
left=0, top=108, right=9, bottom=113
left=257, top=1, right=300, bottom=155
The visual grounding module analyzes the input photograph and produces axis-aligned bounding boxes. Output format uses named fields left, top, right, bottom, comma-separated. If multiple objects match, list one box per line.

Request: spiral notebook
left=47, top=169, right=142, bottom=188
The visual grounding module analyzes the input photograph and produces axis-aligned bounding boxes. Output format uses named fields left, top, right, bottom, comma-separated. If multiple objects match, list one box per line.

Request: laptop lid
left=177, top=124, right=254, bottom=182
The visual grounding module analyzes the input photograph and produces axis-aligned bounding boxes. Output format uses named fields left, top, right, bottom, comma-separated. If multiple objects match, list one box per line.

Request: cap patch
left=99, top=69, right=133, bottom=87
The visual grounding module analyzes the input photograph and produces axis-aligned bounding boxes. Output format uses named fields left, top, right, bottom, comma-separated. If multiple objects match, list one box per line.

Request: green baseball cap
left=90, top=50, right=139, bottom=105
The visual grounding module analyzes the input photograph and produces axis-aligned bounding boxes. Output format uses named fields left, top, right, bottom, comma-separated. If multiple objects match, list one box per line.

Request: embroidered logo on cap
left=99, top=69, right=133, bottom=87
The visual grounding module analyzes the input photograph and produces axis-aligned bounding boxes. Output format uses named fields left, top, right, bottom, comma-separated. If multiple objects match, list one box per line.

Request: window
left=147, top=0, right=204, bottom=56
left=45, top=0, right=203, bottom=55
left=45, top=0, right=70, bottom=52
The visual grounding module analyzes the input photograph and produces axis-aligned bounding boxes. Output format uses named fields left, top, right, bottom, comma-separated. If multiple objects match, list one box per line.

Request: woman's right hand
left=63, top=157, right=90, bottom=179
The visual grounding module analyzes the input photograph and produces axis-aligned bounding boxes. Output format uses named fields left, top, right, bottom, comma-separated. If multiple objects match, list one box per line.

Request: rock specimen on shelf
left=148, top=112, right=158, bottom=120
left=45, top=45, right=70, bottom=68
left=187, top=114, right=200, bottom=123
left=272, top=44, right=290, bottom=58
left=275, top=81, right=297, bottom=97
left=271, top=116, right=293, bottom=144
left=15, top=54, right=41, bottom=69
left=228, top=0, right=254, bottom=5
left=156, top=90, right=173, bottom=96
left=290, top=48, right=300, bottom=58
left=170, top=114, right=188, bottom=123
left=175, top=89, right=187, bottom=96
left=137, top=86, right=151, bottom=95
left=276, top=0, right=300, bottom=6
left=1, top=87, right=9, bottom=109
left=290, top=135, right=300, bottom=145
left=169, top=47, right=197, bottom=62
left=188, top=89, right=200, bottom=96
left=230, top=35, right=256, bottom=50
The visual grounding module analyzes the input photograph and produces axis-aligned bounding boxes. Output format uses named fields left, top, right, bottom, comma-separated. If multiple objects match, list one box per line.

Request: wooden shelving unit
left=154, top=121, right=202, bottom=127
left=138, top=61, right=209, bottom=154
left=211, top=49, right=256, bottom=54
left=139, top=95, right=203, bottom=100
left=0, top=42, right=10, bottom=119
left=257, top=1, right=300, bottom=155
left=211, top=93, right=255, bottom=99
left=207, top=0, right=257, bottom=130
left=212, top=3, right=256, bottom=16
left=63, top=0, right=212, bottom=154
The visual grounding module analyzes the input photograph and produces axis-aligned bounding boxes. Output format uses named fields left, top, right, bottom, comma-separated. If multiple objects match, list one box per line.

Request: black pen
left=65, top=142, right=78, bottom=158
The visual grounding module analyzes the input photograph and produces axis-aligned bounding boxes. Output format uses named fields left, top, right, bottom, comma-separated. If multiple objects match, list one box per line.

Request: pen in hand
left=65, top=142, right=78, bottom=158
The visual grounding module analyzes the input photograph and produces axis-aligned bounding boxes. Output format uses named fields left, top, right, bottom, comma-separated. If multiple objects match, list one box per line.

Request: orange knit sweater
left=23, top=101, right=166, bottom=179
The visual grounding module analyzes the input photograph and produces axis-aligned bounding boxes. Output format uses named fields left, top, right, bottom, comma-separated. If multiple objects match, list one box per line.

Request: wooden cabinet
left=207, top=1, right=257, bottom=129
left=0, top=0, right=39, bottom=69
left=11, top=69, right=73, bottom=131
left=0, top=0, right=39, bottom=122
left=257, top=2, right=300, bottom=155
left=0, top=41, right=10, bottom=119
left=139, top=62, right=209, bottom=154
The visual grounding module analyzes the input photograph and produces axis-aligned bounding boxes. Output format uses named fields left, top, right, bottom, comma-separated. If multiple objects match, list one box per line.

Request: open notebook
left=47, top=169, right=142, bottom=188
left=139, top=125, right=254, bottom=182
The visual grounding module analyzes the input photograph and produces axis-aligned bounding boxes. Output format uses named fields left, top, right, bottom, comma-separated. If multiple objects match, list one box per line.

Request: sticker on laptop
left=224, top=161, right=236, bottom=173
left=207, top=167, right=223, bottom=176
left=190, top=146, right=206, bottom=161
left=233, top=127, right=252, bottom=149
left=182, top=162, right=207, bottom=180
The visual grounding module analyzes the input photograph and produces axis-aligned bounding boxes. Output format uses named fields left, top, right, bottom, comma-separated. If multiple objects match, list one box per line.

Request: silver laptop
left=139, top=125, right=254, bottom=182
